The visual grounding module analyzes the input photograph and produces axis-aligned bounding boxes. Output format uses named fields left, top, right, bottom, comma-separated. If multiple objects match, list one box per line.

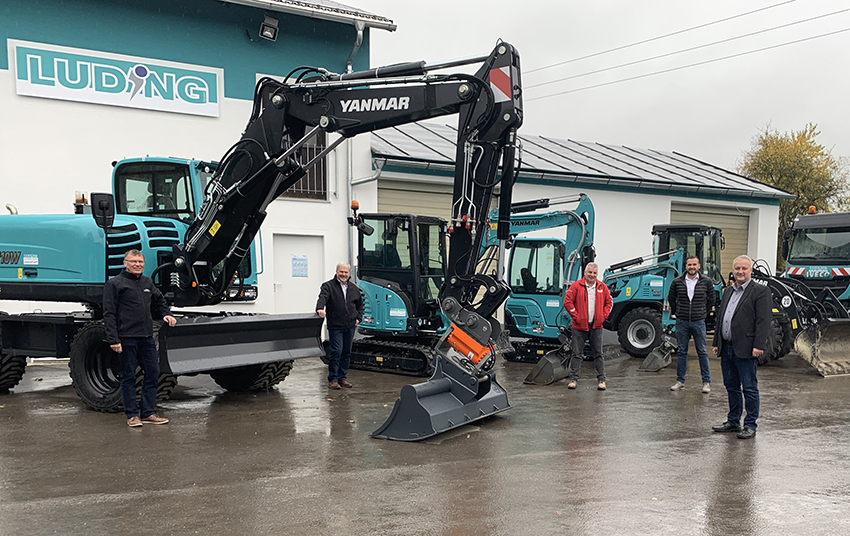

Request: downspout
left=346, top=21, right=366, bottom=273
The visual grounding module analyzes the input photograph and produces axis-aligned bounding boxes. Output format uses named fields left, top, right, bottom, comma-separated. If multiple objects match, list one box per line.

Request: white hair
left=336, top=262, right=351, bottom=271
left=732, top=255, right=753, bottom=268
left=585, top=262, right=598, bottom=272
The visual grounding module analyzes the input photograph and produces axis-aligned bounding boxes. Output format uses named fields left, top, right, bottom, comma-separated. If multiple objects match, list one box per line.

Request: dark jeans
left=720, top=344, right=759, bottom=429
left=569, top=327, right=605, bottom=382
left=327, top=326, right=355, bottom=382
left=119, top=336, right=159, bottom=419
left=675, top=319, right=711, bottom=384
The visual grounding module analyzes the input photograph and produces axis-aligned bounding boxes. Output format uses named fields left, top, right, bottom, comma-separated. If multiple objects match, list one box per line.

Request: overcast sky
left=351, top=0, right=849, bottom=171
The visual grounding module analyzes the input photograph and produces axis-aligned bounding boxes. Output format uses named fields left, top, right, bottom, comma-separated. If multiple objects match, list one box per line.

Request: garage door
left=671, top=203, right=749, bottom=280
left=378, top=179, right=453, bottom=221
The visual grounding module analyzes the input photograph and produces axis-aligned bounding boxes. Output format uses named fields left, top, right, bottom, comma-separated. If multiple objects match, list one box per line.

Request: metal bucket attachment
left=523, top=348, right=570, bottom=385
left=638, top=333, right=676, bottom=372
left=371, top=355, right=511, bottom=441
left=794, top=320, right=850, bottom=377
left=162, top=312, right=324, bottom=375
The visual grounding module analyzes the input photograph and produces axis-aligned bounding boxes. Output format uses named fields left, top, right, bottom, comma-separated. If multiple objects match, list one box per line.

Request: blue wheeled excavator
left=2, top=40, right=523, bottom=443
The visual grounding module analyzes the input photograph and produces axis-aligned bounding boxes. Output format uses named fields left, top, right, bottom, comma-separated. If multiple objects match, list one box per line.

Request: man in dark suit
left=316, top=262, right=364, bottom=390
left=711, top=255, right=772, bottom=439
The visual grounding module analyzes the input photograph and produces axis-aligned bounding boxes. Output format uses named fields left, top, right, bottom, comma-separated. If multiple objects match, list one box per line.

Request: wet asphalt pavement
left=1, top=347, right=850, bottom=536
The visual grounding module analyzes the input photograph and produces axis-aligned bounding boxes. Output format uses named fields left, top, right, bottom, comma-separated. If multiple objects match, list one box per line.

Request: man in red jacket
left=564, top=263, right=613, bottom=390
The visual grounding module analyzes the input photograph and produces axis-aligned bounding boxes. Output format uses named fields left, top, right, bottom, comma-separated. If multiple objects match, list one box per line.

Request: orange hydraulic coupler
left=445, top=322, right=492, bottom=365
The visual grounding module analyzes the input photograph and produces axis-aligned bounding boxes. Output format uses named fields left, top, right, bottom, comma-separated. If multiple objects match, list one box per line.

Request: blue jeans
left=675, top=319, right=711, bottom=384
left=119, top=336, right=159, bottom=419
left=720, top=344, right=759, bottom=429
left=327, top=326, right=355, bottom=382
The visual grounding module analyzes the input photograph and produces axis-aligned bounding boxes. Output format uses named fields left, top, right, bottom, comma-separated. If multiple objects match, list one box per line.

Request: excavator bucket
left=523, top=348, right=570, bottom=385
left=371, top=356, right=511, bottom=441
left=794, top=320, right=850, bottom=377
left=638, top=334, right=677, bottom=372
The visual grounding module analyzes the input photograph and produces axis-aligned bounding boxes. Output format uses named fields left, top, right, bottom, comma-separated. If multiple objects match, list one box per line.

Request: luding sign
left=10, top=40, right=221, bottom=117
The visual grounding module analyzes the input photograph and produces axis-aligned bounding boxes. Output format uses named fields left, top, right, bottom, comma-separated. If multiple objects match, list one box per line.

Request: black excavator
left=337, top=42, right=524, bottom=439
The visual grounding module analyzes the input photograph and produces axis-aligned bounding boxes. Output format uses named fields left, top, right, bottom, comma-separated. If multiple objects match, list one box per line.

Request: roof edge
left=221, top=0, right=397, bottom=31
left=375, top=155, right=794, bottom=201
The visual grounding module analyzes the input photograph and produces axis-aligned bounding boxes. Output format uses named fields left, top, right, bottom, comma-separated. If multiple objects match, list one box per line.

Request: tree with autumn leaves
left=738, top=124, right=848, bottom=269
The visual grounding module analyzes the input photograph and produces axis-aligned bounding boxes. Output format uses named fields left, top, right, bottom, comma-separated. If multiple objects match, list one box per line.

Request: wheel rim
left=84, top=340, right=121, bottom=395
left=627, top=319, right=657, bottom=349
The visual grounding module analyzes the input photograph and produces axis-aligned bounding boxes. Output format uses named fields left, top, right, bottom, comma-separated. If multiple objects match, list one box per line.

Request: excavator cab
left=350, top=213, right=449, bottom=375
left=651, top=224, right=724, bottom=287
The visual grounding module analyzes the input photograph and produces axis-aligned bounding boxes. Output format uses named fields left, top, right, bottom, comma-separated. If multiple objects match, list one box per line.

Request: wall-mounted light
left=259, top=16, right=279, bottom=41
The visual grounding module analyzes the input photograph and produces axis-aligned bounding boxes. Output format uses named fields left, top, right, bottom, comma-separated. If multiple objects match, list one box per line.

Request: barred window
left=279, top=131, right=328, bottom=200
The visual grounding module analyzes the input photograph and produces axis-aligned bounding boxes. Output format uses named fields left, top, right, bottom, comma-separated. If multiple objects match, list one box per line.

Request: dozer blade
left=372, top=355, right=511, bottom=441
left=162, top=312, right=324, bottom=375
left=638, top=333, right=676, bottom=372
left=794, top=320, right=850, bottom=377
left=523, top=349, right=570, bottom=385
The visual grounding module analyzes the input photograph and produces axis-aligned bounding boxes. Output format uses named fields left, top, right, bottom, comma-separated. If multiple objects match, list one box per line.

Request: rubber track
left=504, top=339, right=561, bottom=363
left=350, top=339, right=435, bottom=377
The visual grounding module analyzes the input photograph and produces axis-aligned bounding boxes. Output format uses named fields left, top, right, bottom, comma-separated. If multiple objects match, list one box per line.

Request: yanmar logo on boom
left=340, top=96, right=410, bottom=113
left=10, top=40, right=221, bottom=117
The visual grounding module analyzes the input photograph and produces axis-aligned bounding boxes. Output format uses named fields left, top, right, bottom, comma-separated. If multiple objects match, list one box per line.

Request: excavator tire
left=69, top=322, right=177, bottom=413
left=778, top=317, right=794, bottom=359
left=618, top=307, right=662, bottom=358
left=209, top=360, right=294, bottom=392
left=0, top=353, right=26, bottom=394
left=759, top=318, right=786, bottom=365
left=0, top=312, right=26, bottom=394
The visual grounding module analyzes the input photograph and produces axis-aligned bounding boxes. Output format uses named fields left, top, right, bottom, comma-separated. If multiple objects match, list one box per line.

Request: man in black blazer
left=711, top=255, right=772, bottom=439
left=316, top=263, right=364, bottom=389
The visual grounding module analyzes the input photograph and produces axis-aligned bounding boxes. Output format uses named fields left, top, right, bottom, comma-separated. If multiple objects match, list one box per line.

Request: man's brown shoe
left=329, top=381, right=341, bottom=389
left=338, top=380, right=353, bottom=388
left=141, top=415, right=169, bottom=425
left=567, top=380, right=577, bottom=389
left=127, top=416, right=143, bottom=428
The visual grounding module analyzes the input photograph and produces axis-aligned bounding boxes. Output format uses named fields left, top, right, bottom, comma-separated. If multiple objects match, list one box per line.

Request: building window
left=279, top=131, right=327, bottom=200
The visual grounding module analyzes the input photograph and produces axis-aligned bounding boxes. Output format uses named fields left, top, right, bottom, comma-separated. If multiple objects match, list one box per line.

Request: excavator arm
left=171, top=42, right=522, bottom=310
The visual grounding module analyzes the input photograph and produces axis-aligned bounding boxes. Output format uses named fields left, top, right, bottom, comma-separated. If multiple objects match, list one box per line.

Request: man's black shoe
left=737, top=428, right=757, bottom=440
left=712, top=422, right=742, bottom=433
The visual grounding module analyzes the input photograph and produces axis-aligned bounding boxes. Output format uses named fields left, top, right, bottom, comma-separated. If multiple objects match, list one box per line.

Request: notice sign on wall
left=292, top=256, right=308, bottom=278
left=9, top=39, right=221, bottom=117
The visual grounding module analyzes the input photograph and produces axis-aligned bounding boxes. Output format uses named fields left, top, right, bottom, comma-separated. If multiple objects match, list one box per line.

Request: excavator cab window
left=361, top=218, right=411, bottom=270
left=417, top=222, right=446, bottom=301
left=508, top=240, right=562, bottom=295
left=705, top=230, right=724, bottom=285
left=115, top=162, right=196, bottom=223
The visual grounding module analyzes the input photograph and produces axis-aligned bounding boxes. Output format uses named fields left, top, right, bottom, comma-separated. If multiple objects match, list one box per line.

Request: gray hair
left=336, top=262, right=351, bottom=271
left=585, top=262, right=599, bottom=272
left=732, top=254, right=753, bottom=268
left=124, top=249, right=143, bottom=259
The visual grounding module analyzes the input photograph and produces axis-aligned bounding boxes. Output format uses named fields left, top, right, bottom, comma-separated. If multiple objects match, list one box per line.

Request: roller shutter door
left=378, top=180, right=453, bottom=220
left=671, top=203, right=749, bottom=280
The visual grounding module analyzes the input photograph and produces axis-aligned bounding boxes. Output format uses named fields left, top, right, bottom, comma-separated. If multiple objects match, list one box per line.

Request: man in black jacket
left=316, top=262, right=363, bottom=389
left=667, top=255, right=716, bottom=393
left=711, top=255, right=772, bottom=439
left=104, top=249, right=177, bottom=427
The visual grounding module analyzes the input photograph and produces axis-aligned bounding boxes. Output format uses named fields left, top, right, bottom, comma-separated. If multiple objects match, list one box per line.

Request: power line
left=526, top=26, right=850, bottom=102
left=525, top=0, right=796, bottom=75
left=527, top=7, right=850, bottom=90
